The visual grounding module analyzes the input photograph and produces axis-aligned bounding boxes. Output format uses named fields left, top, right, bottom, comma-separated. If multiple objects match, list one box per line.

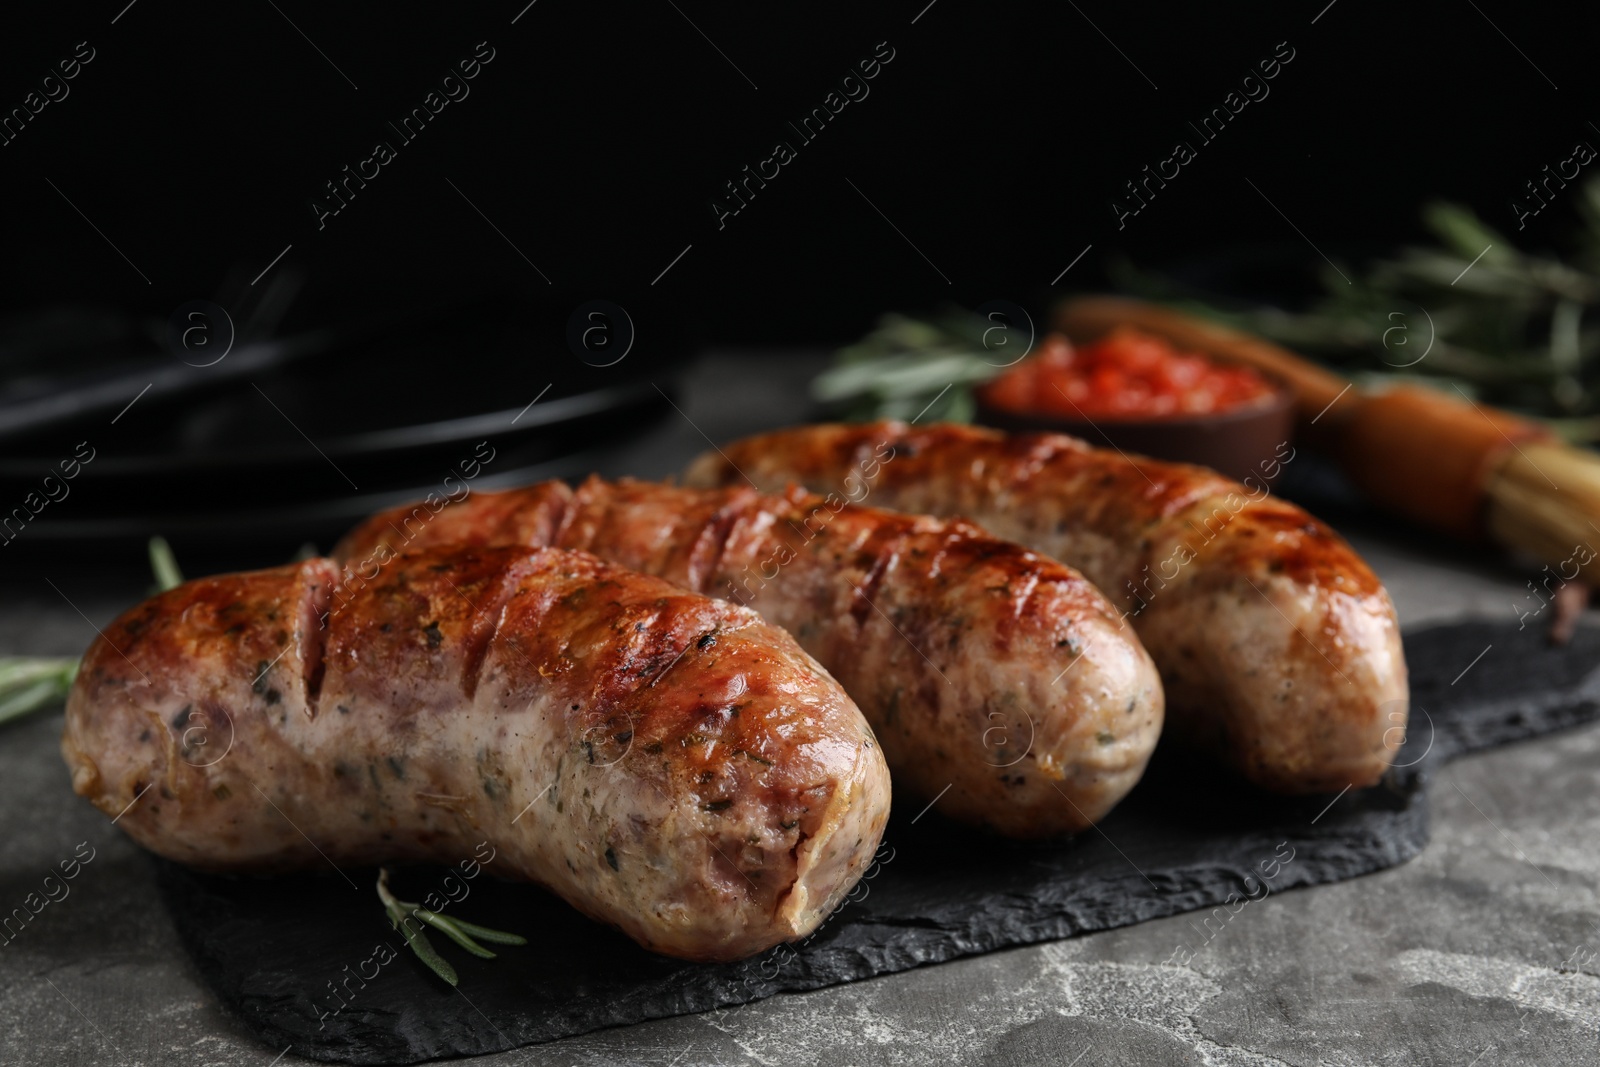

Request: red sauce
left=979, top=328, right=1279, bottom=419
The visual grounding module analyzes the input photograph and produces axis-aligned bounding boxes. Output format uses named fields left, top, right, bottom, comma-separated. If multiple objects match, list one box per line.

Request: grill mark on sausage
left=521, top=482, right=575, bottom=547
left=686, top=492, right=757, bottom=595
left=1008, top=570, right=1043, bottom=630
left=923, top=526, right=958, bottom=582
left=335, top=472, right=1169, bottom=835
left=63, top=543, right=891, bottom=959
left=550, top=478, right=596, bottom=550
left=693, top=420, right=1407, bottom=794
left=459, top=555, right=538, bottom=701
left=846, top=521, right=908, bottom=630
left=992, top=432, right=1084, bottom=489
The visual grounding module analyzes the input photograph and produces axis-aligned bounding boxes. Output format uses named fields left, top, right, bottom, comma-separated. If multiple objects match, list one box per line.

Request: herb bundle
left=812, top=310, right=1018, bottom=424
left=1114, top=176, right=1600, bottom=441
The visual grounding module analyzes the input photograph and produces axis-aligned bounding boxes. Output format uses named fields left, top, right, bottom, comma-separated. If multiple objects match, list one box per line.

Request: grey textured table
left=4, top=352, right=1598, bottom=1067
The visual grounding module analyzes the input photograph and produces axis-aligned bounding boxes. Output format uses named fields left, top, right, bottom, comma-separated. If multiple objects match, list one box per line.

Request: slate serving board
left=157, top=618, right=1600, bottom=1064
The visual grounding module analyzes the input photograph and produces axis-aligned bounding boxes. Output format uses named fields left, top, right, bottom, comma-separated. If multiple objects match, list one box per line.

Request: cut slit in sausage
left=335, top=476, right=1165, bottom=839
left=683, top=420, right=1409, bottom=794
left=62, top=545, right=890, bottom=962
left=296, top=559, right=336, bottom=716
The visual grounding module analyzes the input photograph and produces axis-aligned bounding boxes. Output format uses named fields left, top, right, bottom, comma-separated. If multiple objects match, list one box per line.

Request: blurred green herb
left=1113, top=175, right=1600, bottom=441
left=813, top=309, right=1023, bottom=423
left=376, top=867, right=527, bottom=986
left=148, top=535, right=184, bottom=593
left=0, top=657, right=77, bottom=726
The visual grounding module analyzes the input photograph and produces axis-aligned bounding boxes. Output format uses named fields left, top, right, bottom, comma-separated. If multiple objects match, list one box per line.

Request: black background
left=1, top=0, right=1596, bottom=352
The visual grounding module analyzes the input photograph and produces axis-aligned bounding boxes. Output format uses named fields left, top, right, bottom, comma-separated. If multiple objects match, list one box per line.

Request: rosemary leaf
left=1422, top=202, right=1512, bottom=264
left=414, top=910, right=498, bottom=959
left=378, top=867, right=459, bottom=984
left=811, top=308, right=1023, bottom=422
left=393, top=905, right=459, bottom=986
left=431, top=916, right=529, bottom=946
left=0, top=657, right=78, bottom=726
left=375, top=867, right=523, bottom=982
left=0, top=678, right=67, bottom=724
left=148, top=537, right=184, bottom=593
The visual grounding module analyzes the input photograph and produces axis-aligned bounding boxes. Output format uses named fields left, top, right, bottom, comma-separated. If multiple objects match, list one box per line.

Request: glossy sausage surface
left=336, top=477, right=1163, bottom=837
left=62, top=545, right=889, bottom=962
left=684, top=421, right=1408, bottom=794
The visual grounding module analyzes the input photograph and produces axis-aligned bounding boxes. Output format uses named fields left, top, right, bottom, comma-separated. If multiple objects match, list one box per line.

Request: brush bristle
left=1486, top=442, right=1600, bottom=580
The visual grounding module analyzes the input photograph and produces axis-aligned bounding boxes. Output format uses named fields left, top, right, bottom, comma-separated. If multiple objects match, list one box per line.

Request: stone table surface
left=3, top=351, right=1597, bottom=1067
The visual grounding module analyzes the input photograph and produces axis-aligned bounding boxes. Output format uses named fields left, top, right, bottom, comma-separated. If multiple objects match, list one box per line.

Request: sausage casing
left=335, top=477, right=1163, bottom=838
left=684, top=421, right=1408, bottom=794
left=61, top=545, right=890, bottom=962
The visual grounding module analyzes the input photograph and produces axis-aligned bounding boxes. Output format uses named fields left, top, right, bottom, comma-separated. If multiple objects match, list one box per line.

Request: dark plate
left=0, top=292, right=691, bottom=548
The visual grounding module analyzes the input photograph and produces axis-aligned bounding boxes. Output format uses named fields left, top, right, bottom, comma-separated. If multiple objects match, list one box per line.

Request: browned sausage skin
left=61, top=546, right=889, bottom=962
left=683, top=422, right=1408, bottom=794
left=335, top=478, right=1163, bottom=838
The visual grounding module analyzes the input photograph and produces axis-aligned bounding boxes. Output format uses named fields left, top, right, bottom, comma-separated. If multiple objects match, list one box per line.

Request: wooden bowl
left=975, top=381, right=1298, bottom=486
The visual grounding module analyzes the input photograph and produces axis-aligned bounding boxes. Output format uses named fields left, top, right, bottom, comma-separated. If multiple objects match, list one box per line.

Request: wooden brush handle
left=1337, top=386, right=1552, bottom=540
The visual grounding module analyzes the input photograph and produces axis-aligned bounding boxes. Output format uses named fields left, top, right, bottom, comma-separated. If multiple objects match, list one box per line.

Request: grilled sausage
left=61, top=545, right=890, bottom=962
left=684, top=422, right=1408, bottom=794
left=335, top=477, right=1163, bottom=838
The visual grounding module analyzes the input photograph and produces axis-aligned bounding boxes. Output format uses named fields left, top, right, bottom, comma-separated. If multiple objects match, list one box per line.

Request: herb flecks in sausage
left=334, top=475, right=1164, bottom=837
left=61, top=546, right=891, bottom=963
left=686, top=421, right=1407, bottom=794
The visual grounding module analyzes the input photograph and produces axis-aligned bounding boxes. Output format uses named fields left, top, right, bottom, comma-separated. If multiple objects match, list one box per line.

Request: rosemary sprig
left=148, top=536, right=184, bottom=593
left=814, top=310, right=1012, bottom=423
left=825, top=177, right=1600, bottom=432
left=1111, top=175, right=1600, bottom=440
left=376, top=867, right=526, bottom=986
left=0, top=658, right=78, bottom=726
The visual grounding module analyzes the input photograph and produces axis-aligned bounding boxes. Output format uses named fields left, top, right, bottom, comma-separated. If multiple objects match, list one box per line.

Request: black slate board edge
left=162, top=830, right=1442, bottom=1066
left=1403, top=618, right=1600, bottom=763
left=155, top=618, right=1600, bottom=1065
left=1431, top=687, right=1600, bottom=761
